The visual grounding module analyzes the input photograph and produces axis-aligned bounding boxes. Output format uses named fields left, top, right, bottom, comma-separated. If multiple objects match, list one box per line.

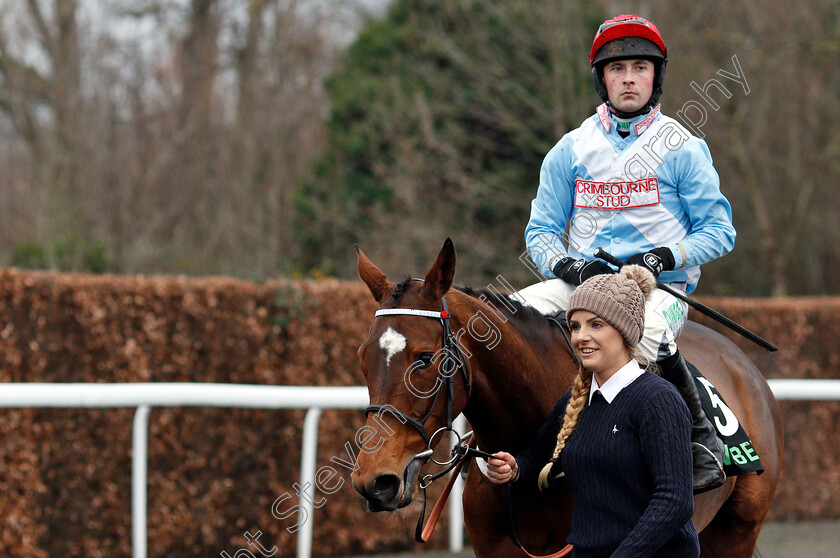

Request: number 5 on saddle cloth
left=688, top=361, right=764, bottom=476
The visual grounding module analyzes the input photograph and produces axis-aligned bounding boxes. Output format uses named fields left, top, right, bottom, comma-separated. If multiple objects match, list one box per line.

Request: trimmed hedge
left=0, top=268, right=836, bottom=556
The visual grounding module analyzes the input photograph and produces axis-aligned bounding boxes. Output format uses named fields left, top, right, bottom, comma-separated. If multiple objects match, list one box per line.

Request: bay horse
left=351, top=238, right=783, bottom=557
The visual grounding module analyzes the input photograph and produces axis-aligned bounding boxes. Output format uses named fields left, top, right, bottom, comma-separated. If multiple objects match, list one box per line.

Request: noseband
left=364, top=294, right=473, bottom=475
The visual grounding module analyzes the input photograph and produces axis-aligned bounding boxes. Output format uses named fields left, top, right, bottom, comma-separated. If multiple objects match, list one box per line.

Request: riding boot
left=658, top=351, right=726, bottom=494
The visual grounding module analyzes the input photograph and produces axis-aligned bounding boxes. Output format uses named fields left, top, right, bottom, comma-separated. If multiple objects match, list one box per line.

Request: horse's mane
left=389, top=278, right=557, bottom=329
left=454, top=285, right=556, bottom=326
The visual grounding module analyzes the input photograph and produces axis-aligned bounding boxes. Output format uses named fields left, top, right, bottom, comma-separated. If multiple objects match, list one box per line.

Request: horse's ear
left=422, top=238, right=456, bottom=300
left=357, top=245, right=394, bottom=303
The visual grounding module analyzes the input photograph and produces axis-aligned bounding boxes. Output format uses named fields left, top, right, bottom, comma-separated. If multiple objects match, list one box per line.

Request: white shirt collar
left=589, top=359, right=646, bottom=404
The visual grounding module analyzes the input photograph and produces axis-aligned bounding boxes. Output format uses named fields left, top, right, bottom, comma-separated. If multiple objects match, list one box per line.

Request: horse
left=351, top=238, right=783, bottom=557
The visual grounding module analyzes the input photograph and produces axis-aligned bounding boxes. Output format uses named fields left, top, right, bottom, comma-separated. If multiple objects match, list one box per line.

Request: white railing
left=0, top=383, right=464, bottom=558
left=0, top=379, right=837, bottom=557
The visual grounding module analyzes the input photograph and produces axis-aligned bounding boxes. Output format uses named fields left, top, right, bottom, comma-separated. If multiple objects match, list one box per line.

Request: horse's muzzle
left=358, top=473, right=402, bottom=511
left=354, top=452, right=427, bottom=511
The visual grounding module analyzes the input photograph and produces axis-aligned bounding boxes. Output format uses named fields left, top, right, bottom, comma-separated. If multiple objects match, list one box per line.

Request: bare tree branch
left=26, top=0, right=55, bottom=59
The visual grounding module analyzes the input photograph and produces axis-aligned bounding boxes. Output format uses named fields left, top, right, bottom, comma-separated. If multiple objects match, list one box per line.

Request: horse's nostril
left=369, top=474, right=401, bottom=502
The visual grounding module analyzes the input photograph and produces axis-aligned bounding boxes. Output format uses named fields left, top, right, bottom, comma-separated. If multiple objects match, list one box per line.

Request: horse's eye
left=417, top=352, right=434, bottom=369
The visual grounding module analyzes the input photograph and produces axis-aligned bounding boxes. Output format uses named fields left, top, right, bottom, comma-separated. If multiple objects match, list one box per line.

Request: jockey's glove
left=553, top=257, right=613, bottom=286
left=625, top=247, right=675, bottom=278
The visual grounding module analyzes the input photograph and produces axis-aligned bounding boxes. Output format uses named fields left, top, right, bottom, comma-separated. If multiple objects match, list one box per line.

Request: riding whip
left=594, top=248, right=778, bottom=352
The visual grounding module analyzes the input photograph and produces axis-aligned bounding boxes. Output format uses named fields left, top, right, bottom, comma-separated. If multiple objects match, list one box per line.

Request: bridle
left=364, top=293, right=474, bottom=488
left=364, top=290, right=480, bottom=543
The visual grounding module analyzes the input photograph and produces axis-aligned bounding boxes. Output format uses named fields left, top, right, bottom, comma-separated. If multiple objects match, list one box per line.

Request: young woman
left=487, top=265, right=699, bottom=558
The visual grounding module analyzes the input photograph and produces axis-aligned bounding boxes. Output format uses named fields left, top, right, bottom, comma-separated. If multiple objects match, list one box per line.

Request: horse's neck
left=452, top=294, right=575, bottom=452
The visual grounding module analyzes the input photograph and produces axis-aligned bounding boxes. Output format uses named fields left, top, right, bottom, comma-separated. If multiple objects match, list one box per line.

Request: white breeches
left=516, top=278, right=689, bottom=361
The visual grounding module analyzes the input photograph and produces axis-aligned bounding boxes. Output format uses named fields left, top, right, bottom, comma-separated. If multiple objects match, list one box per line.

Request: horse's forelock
left=390, top=277, right=415, bottom=301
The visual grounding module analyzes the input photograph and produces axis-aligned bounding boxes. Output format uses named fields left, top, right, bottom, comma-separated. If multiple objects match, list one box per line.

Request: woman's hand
left=486, top=451, right=519, bottom=485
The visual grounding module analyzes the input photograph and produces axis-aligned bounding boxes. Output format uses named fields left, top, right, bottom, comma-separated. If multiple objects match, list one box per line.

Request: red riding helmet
left=590, top=15, right=668, bottom=117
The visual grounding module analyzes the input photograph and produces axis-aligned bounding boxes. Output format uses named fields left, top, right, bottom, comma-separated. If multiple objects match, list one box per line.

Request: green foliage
left=298, top=0, right=606, bottom=286
left=11, top=243, right=47, bottom=270
left=9, top=237, right=109, bottom=274
left=82, top=243, right=109, bottom=274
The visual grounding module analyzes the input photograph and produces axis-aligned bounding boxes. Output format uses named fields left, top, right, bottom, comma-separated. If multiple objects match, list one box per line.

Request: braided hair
left=538, top=364, right=592, bottom=490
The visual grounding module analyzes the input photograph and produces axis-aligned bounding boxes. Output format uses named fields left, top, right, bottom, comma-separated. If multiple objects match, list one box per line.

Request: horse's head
left=352, top=238, right=470, bottom=512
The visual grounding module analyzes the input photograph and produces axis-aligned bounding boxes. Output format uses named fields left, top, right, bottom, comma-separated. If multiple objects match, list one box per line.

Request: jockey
left=518, top=14, right=735, bottom=493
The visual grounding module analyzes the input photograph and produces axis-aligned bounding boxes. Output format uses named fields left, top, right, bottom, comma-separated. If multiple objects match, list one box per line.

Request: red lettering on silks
left=597, top=195, right=631, bottom=208
left=574, top=178, right=661, bottom=210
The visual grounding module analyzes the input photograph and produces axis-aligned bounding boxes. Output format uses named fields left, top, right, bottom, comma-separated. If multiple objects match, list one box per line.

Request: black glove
left=625, top=247, right=676, bottom=278
left=553, top=257, right=613, bottom=286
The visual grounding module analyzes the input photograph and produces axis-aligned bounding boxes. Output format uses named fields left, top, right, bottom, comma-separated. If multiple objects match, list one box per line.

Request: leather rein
left=365, top=292, right=573, bottom=556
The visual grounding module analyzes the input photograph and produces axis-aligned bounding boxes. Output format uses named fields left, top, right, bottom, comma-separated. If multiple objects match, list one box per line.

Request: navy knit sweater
left=516, top=372, right=699, bottom=558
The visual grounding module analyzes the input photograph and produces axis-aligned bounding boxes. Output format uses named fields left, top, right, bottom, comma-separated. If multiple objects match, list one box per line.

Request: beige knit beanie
left=566, top=265, right=656, bottom=347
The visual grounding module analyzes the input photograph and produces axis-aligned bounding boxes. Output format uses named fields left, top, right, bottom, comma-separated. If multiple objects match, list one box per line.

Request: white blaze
left=378, top=326, right=406, bottom=366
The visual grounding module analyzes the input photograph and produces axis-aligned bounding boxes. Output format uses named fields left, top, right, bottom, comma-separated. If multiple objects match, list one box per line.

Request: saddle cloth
left=687, top=361, right=764, bottom=477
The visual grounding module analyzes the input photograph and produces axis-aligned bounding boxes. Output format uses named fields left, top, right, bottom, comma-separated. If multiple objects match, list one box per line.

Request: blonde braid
left=538, top=365, right=592, bottom=491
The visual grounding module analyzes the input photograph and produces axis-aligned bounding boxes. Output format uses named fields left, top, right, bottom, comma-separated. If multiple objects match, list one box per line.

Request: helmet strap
left=608, top=102, right=653, bottom=120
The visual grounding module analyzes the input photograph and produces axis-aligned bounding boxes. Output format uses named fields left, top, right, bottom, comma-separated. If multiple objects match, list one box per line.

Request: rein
left=421, top=434, right=573, bottom=557
left=366, top=292, right=574, bottom=555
